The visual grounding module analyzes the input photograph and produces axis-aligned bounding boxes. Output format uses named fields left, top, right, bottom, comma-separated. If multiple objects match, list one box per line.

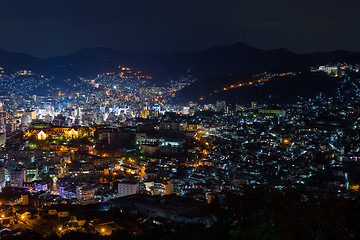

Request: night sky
left=1, top=0, right=359, bottom=58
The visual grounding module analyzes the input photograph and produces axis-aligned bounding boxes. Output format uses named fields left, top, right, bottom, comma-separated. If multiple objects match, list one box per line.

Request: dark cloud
left=0, top=0, right=359, bottom=58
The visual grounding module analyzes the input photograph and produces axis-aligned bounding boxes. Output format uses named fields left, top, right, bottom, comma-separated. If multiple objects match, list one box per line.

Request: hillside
left=175, top=72, right=343, bottom=104
left=0, top=43, right=359, bottom=90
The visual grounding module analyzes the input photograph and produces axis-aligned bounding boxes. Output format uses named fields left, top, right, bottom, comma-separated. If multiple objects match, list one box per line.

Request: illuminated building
left=117, top=182, right=140, bottom=197
left=66, top=129, right=79, bottom=139
left=37, top=130, right=47, bottom=140
left=24, top=110, right=37, bottom=120
left=152, top=181, right=174, bottom=195
left=23, top=123, right=91, bottom=142
left=182, top=106, right=190, bottom=115
left=10, top=169, right=24, bottom=188
left=141, top=107, right=159, bottom=119
left=76, top=184, right=96, bottom=204
left=159, top=121, right=187, bottom=132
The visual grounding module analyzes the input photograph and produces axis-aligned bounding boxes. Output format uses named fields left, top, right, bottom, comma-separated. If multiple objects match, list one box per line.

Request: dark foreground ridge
left=5, top=187, right=360, bottom=240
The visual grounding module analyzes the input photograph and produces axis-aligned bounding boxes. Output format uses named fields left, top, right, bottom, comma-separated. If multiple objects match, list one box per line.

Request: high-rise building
left=10, top=169, right=24, bottom=188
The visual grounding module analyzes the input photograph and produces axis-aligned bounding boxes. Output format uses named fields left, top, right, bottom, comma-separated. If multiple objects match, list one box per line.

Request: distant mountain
left=47, top=47, right=193, bottom=84
left=0, top=43, right=359, bottom=89
left=0, top=48, right=47, bottom=73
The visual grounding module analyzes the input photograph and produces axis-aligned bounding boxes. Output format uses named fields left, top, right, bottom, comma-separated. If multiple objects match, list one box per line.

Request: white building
left=118, top=182, right=140, bottom=197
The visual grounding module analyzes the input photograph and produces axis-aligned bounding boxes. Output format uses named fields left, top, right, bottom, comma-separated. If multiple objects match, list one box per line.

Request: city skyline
left=1, top=1, right=360, bottom=239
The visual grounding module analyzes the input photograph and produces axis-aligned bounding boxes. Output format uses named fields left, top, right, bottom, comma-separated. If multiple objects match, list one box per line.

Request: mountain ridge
left=0, top=43, right=359, bottom=87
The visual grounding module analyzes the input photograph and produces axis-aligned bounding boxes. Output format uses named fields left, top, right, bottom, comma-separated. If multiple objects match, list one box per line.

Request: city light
left=37, top=130, right=47, bottom=140
left=0, top=28, right=357, bottom=239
